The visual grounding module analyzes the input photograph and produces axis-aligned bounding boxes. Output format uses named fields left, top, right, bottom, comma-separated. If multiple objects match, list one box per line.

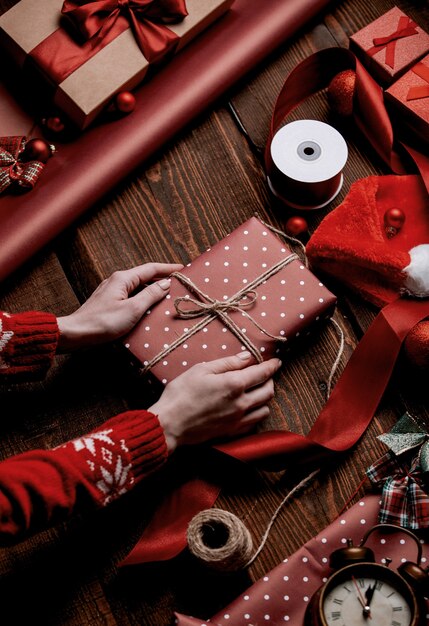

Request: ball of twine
left=186, top=508, right=253, bottom=572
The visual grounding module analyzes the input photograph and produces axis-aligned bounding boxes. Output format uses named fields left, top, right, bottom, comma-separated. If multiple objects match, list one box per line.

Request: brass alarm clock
left=305, top=524, right=429, bottom=626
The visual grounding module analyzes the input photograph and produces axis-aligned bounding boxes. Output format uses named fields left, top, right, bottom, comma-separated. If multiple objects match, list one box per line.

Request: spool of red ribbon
left=267, top=119, right=348, bottom=210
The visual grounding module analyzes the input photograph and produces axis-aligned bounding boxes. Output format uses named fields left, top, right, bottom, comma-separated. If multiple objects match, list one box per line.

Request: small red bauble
left=384, top=207, right=405, bottom=238
left=327, top=69, right=356, bottom=117
left=22, top=138, right=55, bottom=163
left=384, top=207, right=405, bottom=229
left=114, top=91, right=136, bottom=114
left=285, top=216, right=308, bottom=237
left=44, top=116, right=65, bottom=133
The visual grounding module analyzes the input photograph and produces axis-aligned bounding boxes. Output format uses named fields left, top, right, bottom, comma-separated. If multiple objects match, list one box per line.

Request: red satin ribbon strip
left=367, top=15, right=418, bottom=69
left=29, top=0, right=186, bottom=85
left=121, top=297, right=429, bottom=565
left=407, top=62, right=429, bottom=101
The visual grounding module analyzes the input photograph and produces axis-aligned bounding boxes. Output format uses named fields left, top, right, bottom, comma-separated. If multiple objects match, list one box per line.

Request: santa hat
left=306, top=174, right=429, bottom=367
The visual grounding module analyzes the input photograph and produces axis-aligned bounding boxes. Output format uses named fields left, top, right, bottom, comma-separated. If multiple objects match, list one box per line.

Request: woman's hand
left=150, top=351, right=281, bottom=453
left=57, top=263, right=183, bottom=351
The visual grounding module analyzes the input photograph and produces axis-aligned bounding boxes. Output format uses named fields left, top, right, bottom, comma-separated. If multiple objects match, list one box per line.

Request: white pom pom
left=403, top=244, right=429, bottom=297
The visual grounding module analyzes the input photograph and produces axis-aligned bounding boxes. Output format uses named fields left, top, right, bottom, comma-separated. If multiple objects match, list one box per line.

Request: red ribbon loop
left=407, top=61, right=429, bottom=101
left=367, top=16, right=418, bottom=69
left=0, top=137, right=44, bottom=194
left=62, top=0, right=188, bottom=63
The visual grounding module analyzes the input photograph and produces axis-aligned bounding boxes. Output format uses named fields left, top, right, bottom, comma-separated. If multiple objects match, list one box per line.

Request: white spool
left=268, top=120, right=348, bottom=210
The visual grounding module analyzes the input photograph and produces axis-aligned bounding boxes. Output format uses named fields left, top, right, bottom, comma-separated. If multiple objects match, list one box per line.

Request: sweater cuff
left=0, top=311, right=59, bottom=377
left=103, top=410, right=169, bottom=483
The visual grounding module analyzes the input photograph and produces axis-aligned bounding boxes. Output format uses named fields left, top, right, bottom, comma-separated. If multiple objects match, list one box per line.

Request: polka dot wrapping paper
left=123, top=217, right=336, bottom=385
left=175, top=495, right=429, bottom=625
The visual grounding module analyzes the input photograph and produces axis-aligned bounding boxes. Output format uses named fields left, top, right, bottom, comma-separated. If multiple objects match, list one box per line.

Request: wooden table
left=0, top=0, right=428, bottom=623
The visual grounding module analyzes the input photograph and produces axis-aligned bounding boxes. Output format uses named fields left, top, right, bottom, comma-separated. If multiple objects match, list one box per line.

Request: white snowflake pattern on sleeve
left=66, top=428, right=134, bottom=506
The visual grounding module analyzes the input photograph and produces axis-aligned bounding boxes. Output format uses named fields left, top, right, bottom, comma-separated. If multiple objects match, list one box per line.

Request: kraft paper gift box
left=385, top=53, right=429, bottom=147
left=123, top=217, right=337, bottom=386
left=349, top=6, right=429, bottom=86
left=0, top=0, right=233, bottom=130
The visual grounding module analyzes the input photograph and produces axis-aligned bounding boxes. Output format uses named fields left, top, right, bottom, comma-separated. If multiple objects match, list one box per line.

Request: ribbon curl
left=0, top=137, right=45, bottom=195
left=62, top=0, right=188, bottom=63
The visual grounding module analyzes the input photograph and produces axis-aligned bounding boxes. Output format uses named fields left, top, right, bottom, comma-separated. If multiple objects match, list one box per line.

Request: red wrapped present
left=0, top=0, right=233, bottom=129
left=123, top=217, right=336, bottom=385
left=385, top=53, right=429, bottom=147
left=349, top=6, right=429, bottom=86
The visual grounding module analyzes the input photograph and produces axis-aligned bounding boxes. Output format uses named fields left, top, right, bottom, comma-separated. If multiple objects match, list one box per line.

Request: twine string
left=256, top=215, right=308, bottom=267
left=140, top=254, right=298, bottom=374
left=186, top=469, right=319, bottom=572
left=326, top=317, right=345, bottom=398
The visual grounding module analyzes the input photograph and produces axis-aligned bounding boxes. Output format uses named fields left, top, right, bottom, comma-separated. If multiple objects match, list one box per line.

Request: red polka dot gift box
left=123, top=216, right=336, bottom=386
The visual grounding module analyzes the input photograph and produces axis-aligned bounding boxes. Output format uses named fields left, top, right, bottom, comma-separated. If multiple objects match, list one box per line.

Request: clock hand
left=351, top=576, right=372, bottom=620
left=365, top=583, right=376, bottom=607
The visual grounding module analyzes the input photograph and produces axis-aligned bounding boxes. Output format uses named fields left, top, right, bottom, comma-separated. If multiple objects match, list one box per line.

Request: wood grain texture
left=0, top=0, right=428, bottom=623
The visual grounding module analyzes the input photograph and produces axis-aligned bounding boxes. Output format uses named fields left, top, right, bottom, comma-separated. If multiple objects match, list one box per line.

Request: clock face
left=321, top=564, right=415, bottom=626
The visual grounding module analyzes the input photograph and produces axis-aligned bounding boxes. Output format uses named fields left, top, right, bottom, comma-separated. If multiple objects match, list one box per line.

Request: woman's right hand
left=149, top=351, right=281, bottom=454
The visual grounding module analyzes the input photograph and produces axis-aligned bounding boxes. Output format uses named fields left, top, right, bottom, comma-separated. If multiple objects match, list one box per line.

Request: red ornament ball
left=44, top=116, right=65, bottom=133
left=384, top=207, right=405, bottom=229
left=114, top=91, right=136, bottom=114
left=327, top=69, right=356, bottom=117
left=22, top=138, right=54, bottom=163
left=285, top=216, right=308, bottom=237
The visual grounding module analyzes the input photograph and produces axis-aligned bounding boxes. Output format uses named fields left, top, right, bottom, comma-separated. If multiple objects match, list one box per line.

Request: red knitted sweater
left=0, top=310, right=168, bottom=541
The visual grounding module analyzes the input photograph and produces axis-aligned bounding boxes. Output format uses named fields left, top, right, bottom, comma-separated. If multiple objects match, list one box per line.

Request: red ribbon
left=62, top=0, right=188, bottom=63
left=0, top=137, right=44, bottom=194
left=367, top=15, right=419, bottom=69
left=407, top=61, right=429, bottom=101
left=121, top=47, right=429, bottom=567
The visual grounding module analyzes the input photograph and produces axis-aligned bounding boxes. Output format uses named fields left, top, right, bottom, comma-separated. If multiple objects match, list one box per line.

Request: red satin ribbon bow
left=0, top=137, right=44, bottom=194
left=62, top=0, right=188, bottom=63
left=407, top=62, right=429, bottom=101
left=367, top=15, right=418, bottom=69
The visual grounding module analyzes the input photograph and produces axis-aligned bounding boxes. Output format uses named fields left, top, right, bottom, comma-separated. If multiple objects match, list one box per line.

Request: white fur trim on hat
left=403, top=244, right=429, bottom=297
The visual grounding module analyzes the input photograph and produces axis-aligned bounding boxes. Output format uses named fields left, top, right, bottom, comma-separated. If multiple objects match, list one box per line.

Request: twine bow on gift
left=0, top=137, right=45, bottom=195
left=141, top=254, right=299, bottom=372
left=367, top=15, right=419, bottom=69
left=407, top=62, right=429, bottom=101
left=366, top=413, right=429, bottom=529
left=62, top=0, right=188, bottom=63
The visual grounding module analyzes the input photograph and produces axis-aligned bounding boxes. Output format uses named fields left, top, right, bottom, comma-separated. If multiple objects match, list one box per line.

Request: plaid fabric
left=367, top=451, right=429, bottom=529
left=0, top=136, right=45, bottom=194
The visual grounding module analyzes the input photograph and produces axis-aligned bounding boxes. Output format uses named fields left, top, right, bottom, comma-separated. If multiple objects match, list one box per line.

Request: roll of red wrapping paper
left=0, top=0, right=333, bottom=282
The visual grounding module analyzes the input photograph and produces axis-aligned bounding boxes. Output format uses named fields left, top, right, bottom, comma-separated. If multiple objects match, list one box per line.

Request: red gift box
left=0, top=0, right=233, bottom=129
left=123, top=217, right=336, bottom=385
left=385, top=53, right=429, bottom=147
left=349, top=6, right=429, bottom=86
